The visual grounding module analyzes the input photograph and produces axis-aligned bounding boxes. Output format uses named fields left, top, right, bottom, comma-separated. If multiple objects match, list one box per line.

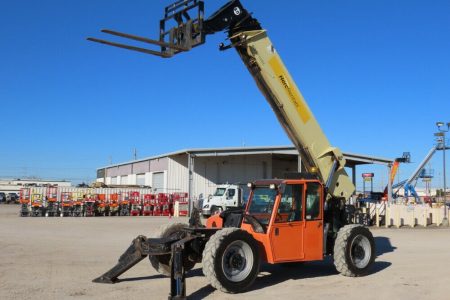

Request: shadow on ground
left=118, top=236, right=396, bottom=297
left=117, top=267, right=204, bottom=283
left=374, top=236, right=397, bottom=257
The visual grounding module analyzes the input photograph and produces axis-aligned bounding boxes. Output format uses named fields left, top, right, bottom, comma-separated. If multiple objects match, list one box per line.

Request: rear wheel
left=202, top=228, right=260, bottom=293
left=149, top=223, right=196, bottom=276
left=334, top=224, right=375, bottom=277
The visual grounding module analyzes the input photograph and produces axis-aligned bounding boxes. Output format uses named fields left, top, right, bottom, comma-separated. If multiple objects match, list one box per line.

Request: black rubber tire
left=149, top=223, right=196, bottom=276
left=202, top=228, right=260, bottom=293
left=211, top=206, right=223, bottom=215
left=334, top=224, right=375, bottom=277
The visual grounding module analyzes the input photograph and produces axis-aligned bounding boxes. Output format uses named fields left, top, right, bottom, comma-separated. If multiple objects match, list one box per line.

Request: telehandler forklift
left=89, top=1, right=376, bottom=298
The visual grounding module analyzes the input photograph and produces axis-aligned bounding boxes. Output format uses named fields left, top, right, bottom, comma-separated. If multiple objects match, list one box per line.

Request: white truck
left=201, top=184, right=244, bottom=217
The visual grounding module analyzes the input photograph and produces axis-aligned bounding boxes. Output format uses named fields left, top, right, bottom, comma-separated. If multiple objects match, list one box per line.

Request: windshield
left=213, top=188, right=226, bottom=196
left=247, top=187, right=278, bottom=225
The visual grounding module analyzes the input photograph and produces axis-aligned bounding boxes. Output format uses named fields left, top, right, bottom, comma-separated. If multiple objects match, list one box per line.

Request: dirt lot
left=1, top=205, right=450, bottom=300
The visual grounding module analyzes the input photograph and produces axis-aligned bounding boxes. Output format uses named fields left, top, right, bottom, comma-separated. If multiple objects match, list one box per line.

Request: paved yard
left=1, top=204, right=449, bottom=300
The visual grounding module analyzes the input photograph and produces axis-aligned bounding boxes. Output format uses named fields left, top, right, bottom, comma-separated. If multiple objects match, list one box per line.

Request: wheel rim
left=221, top=240, right=253, bottom=282
left=350, top=234, right=371, bottom=269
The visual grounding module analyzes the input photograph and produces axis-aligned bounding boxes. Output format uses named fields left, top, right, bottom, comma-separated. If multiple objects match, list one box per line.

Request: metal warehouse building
left=96, top=146, right=393, bottom=202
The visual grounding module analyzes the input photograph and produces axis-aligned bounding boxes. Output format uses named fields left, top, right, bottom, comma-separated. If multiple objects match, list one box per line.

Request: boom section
left=229, top=29, right=354, bottom=199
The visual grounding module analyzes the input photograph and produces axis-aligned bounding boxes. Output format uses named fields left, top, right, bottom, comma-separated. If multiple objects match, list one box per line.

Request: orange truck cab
left=207, top=178, right=325, bottom=263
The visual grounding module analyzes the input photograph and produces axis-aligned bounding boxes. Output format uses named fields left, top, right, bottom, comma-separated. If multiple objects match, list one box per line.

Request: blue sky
left=1, top=0, right=449, bottom=191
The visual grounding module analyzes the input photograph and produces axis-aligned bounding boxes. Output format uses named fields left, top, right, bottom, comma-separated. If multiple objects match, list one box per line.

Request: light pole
left=436, top=121, right=450, bottom=226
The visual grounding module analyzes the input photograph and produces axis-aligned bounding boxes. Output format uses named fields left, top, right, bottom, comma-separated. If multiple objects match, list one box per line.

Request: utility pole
left=436, top=121, right=449, bottom=226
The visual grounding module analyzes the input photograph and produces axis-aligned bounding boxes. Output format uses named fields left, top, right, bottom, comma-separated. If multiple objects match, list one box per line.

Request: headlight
left=203, top=204, right=209, bottom=209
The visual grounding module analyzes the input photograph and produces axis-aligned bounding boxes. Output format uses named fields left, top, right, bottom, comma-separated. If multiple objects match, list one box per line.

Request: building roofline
left=98, top=146, right=393, bottom=170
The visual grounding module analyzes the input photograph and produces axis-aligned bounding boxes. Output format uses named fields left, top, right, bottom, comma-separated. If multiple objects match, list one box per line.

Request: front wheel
left=202, top=228, right=260, bottom=293
left=149, top=223, right=196, bottom=276
left=333, top=224, right=375, bottom=277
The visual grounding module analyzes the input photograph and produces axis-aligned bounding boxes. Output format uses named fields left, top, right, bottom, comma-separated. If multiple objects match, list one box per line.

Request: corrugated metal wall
left=167, top=154, right=274, bottom=199
left=101, top=153, right=299, bottom=200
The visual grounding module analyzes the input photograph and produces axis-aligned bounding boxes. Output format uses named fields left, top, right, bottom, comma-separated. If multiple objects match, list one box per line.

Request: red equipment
left=109, top=193, right=120, bottom=216
left=30, top=193, right=44, bottom=217
left=152, top=194, right=164, bottom=216
left=158, top=193, right=171, bottom=216
left=19, top=188, right=31, bottom=217
left=60, top=192, right=73, bottom=217
left=45, top=186, right=59, bottom=217
left=72, top=192, right=84, bottom=217
left=97, top=194, right=107, bottom=216
left=119, top=192, right=130, bottom=216
left=84, top=194, right=97, bottom=217
left=142, top=194, right=154, bottom=216
left=130, top=192, right=142, bottom=216
left=173, top=192, right=189, bottom=217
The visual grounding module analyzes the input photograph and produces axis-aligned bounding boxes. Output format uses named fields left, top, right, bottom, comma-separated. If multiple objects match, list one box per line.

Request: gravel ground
left=1, top=204, right=449, bottom=300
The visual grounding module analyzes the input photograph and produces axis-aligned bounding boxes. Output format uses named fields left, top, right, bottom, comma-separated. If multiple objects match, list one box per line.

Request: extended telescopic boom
left=88, top=0, right=355, bottom=200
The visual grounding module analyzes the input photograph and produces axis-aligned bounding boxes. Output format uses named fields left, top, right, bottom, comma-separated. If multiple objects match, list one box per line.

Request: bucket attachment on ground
left=93, top=235, right=171, bottom=283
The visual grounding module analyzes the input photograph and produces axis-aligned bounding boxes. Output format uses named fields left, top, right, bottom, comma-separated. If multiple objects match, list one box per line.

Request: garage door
left=152, top=172, right=164, bottom=192
left=136, top=174, right=145, bottom=186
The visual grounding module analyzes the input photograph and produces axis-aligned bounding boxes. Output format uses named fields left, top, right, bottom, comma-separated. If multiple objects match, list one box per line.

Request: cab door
left=303, top=182, right=324, bottom=260
left=269, top=183, right=305, bottom=262
left=225, top=188, right=237, bottom=207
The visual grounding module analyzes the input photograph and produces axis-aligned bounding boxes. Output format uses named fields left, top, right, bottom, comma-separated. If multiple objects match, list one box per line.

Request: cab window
left=276, top=184, right=303, bottom=223
left=306, top=183, right=321, bottom=220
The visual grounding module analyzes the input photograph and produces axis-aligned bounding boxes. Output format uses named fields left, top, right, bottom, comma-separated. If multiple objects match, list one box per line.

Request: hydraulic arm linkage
left=88, top=0, right=354, bottom=201
left=92, top=208, right=218, bottom=299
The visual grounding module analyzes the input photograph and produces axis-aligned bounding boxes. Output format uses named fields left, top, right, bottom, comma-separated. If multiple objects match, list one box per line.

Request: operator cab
left=206, top=177, right=325, bottom=263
